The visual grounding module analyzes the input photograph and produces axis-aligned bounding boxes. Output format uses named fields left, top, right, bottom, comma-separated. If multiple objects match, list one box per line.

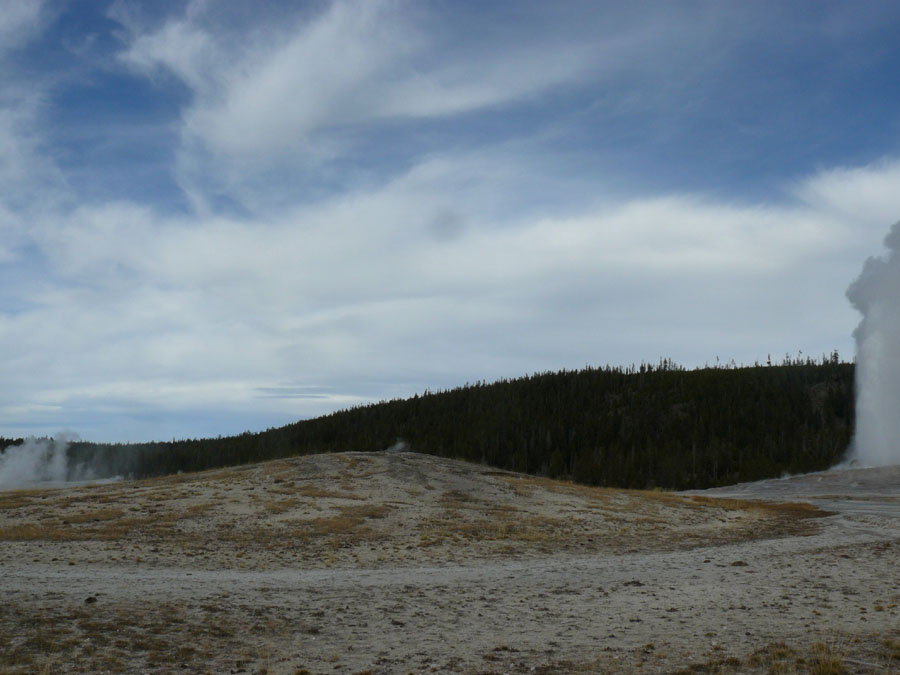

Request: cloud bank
left=4, top=158, right=898, bottom=441
left=1, top=1, right=899, bottom=442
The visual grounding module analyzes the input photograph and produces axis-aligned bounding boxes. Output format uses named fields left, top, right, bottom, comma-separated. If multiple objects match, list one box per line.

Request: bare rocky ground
left=1, top=451, right=900, bottom=674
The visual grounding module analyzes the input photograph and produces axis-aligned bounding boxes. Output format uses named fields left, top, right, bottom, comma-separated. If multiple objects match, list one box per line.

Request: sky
left=2, top=0, right=900, bottom=443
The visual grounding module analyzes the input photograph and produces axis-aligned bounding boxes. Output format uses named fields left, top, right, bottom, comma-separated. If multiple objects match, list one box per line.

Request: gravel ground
left=2, top=452, right=899, bottom=673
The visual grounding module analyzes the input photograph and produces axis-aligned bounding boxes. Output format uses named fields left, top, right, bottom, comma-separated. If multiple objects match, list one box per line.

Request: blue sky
left=2, top=0, right=900, bottom=443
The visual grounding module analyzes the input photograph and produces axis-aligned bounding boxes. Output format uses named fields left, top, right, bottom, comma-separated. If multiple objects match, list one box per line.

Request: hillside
left=43, top=359, right=855, bottom=490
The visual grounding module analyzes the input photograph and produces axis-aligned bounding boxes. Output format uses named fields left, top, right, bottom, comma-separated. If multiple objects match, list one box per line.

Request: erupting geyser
left=846, top=220, right=900, bottom=466
left=0, top=436, right=71, bottom=488
left=0, top=433, right=103, bottom=489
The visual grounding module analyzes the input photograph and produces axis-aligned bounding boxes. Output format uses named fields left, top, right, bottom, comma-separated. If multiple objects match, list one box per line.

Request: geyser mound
left=847, top=220, right=900, bottom=466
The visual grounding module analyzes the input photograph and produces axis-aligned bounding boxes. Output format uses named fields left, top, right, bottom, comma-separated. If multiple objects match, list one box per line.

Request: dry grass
left=480, top=636, right=889, bottom=675
left=0, top=599, right=296, bottom=674
left=419, top=511, right=566, bottom=549
left=0, top=501, right=214, bottom=544
left=0, top=491, right=43, bottom=509
left=807, top=642, right=847, bottom=674
left=260, top=496, right=301, bottom=514
left=280, top=504, right=391, bottom=540
left=62, top=508, right=126, bottom=524
left=0, top=457, right=396, bottom=568
left=338, top=504, right=391, bottom=519
left=504, top=473, right=820, bottom=505
left=1, top=452, right=895, bottom=674
left=293, top=485, right=366, bottom=500
left=0, top=451, right=831, bottom=572
left=686, top=494, right=828, bottom=517
left=882, top=636, right=900, bottom=661
left=507, top=474, right=827, bottom=516
left=671, top=636, right=900, bottom=674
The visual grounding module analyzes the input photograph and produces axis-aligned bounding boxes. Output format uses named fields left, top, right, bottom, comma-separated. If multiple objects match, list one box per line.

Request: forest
left=1, top=356, right=855, bottom=490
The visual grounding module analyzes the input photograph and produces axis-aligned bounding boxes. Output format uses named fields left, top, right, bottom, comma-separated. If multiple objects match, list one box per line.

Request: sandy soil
left=1, top=451, right=899, bottom=673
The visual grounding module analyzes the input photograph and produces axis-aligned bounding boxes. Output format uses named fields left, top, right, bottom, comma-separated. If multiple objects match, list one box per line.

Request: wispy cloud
left=0, top=1, right=66, bottom=264
left=113, top=0, right=752, bottom=213
left=2, top=1, right=900, bottom=441
left=0, top=0, right=47, bottom=53
left=118, top=0, right=594, bottom=156
left=793, top=159, right=900, bottom=227
left=4, top=148, right=897, bottom=439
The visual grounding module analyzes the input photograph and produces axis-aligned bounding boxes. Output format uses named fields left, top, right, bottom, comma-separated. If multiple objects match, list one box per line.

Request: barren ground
left=2, top=451, right=900, bottom=673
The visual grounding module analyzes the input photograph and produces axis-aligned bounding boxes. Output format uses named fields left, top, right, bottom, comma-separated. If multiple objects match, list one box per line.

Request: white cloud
left=110, top=0, right=815, bottom=221
left=0, top=0, right=45, bottom=53
left=114, top=0, right=618, bottom=187
left=35, top=153, right=882, bottom=299
left=4, top=2, right=899, bottom=441
left=793, top=159, right=900, bottom=230
left=5, top=153, right=894, bottom=439
left=119, top=14, right=217, bottom=93
left=183, top=1, right=413, bottom=156
left=0, top=202, right=22, bottom=262
left=0, top=1, right=66, bottom=263
left=35, top=156, right=848, bottom=312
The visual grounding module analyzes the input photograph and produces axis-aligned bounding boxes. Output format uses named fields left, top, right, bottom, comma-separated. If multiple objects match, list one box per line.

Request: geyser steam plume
left=846, top=220, right=900, bottom=466
left=0, top=434, right=91, bottom=489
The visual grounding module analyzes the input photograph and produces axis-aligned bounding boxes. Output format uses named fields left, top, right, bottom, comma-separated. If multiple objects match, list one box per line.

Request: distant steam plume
left=846, top=220, right=900, bottom=466
left=0, top=434, right=107, bottom=489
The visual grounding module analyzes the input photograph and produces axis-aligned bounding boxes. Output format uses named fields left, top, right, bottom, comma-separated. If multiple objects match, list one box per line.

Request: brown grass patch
left=294, top=485, right=366, bottom=500
left=686, top=494, right=828, bottom=516
left=338, top=504, right=390, bottom=519
left=63, top=508, right=126, bottom=524
left=272, top=503, right=393, bottom=546
left=262, top=497, right=302, bottom=514
left=0, top=491, right=44, bottom=509
left=440, top=490, right=485, bottom=509
left=0, top=598, right=295, bottom=674
left=419, top=504, right=568, bottom=549
left=0, top=523, right=87, bottom=541
left=807, top=642, right=847, bottom=674
left=0, top=503, right=209, bottom=543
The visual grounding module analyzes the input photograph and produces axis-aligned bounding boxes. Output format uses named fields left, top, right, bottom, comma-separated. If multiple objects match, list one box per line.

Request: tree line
left=2, top=357, right=855, bottom=490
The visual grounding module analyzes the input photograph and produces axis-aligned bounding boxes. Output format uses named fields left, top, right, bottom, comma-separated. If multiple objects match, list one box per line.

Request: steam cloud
left=385, top=438, right=408, bottom=453
left=846, top=220, right=900, bottom=466
left=0, top=434, right=101, bottom=489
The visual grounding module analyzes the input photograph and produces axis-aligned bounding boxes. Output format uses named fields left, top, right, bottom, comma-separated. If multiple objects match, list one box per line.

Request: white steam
left=0, top=433, right=93, bottom=489
left=846, top=220, right=900, bottom=466
left=384, top=438, right=408, bottom=453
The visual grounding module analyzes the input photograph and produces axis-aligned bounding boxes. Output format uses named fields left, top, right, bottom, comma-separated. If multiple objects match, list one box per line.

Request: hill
left=50, top=358, right=854, bottom=490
